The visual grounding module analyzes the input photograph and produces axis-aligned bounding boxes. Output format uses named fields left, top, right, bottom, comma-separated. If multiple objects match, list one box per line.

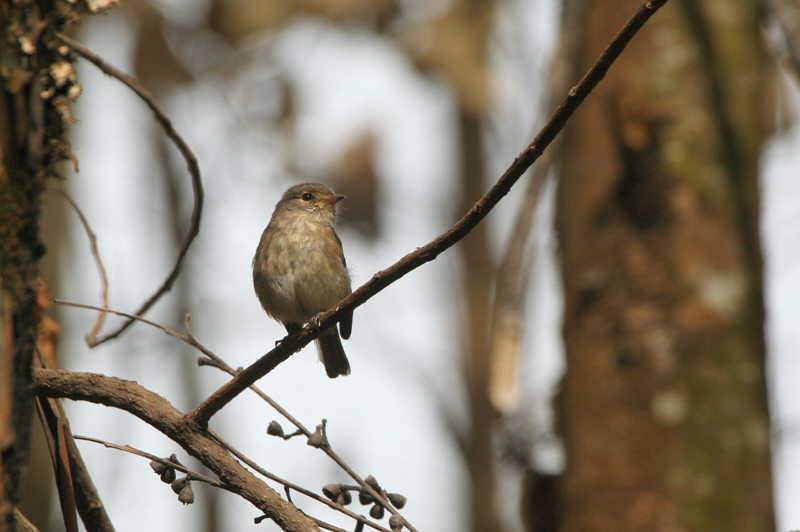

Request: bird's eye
left=301, top=192, right=314, bottom=201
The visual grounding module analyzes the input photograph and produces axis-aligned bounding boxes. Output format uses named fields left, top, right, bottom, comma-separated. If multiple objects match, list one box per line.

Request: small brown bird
left=253, top=183, right=353, bottom=377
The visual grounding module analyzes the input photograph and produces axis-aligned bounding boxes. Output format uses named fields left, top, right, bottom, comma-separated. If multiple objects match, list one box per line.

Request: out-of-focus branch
left=14, top=508, right=41, bottom=532
left=54, top=33, right=204, bottom=347
left=33, top=368, right=318, bottom=532
left=64, top=432, right=116, bottom=532
left=488, top=159, right=549, bottom=413
left=187, top=0, right=671, bottom=428
left=487, top=0, right=581, bottom=413
left=769, top=0, right=800, bottom=82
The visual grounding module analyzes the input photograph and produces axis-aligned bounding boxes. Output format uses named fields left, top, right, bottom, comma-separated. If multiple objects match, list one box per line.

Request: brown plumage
left=253, top=183, right=353, bottom=377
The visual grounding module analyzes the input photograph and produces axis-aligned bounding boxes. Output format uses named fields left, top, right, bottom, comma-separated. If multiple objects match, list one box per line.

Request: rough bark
left=1, top=3, right=81, bottom=529
left=554, top=1, right=774, bottom=531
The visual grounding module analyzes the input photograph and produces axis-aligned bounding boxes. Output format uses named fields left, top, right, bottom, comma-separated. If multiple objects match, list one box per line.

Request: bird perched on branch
left=253, top=183, right=353, bottom=378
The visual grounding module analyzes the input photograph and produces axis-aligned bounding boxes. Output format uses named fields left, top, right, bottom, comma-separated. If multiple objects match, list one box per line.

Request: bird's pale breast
left=253, top=212, right=350, bottom=325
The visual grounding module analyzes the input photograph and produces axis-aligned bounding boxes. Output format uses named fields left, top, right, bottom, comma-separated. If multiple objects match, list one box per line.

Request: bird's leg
left=275, top=323, right=302, bottom=346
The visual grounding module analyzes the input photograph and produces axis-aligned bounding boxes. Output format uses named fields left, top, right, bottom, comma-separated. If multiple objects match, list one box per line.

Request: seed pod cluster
left=320, top=474, right=407, bottom=529
left=148, top=454, right=194, bottom=505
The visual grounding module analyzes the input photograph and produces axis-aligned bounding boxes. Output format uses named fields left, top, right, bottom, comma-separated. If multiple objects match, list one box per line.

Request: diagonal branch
left=55, top=32, right=204, bottom=347
left=33, top=368, right=318, bottom=532
left=187, top=0, right=671, bottom=428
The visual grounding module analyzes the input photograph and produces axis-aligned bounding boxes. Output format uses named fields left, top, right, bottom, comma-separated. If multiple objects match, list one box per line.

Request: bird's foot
left=309, top=312, right=324, bottom=330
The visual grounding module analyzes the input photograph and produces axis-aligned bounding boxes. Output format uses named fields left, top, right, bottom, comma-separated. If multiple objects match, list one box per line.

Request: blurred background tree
left=554, top=1, right=775, bottom=530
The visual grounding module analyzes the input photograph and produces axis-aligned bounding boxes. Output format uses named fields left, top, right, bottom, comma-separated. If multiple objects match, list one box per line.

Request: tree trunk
left=1, top=3, right=79, bottom=529
left=553, top=2, right=774, bottom=531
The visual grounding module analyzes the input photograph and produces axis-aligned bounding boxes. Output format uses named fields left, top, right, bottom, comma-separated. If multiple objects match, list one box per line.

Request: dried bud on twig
left=160, top=467, right=176, bottom=484
left=387, top=493, right=407, bottom=509
left=322, top=483, right=342, bottom=501
left=336, top=490, right=352, bottom=506
left=171, top=477, right=188, bottom=494
left=389, top=514, right=403, bottom=531
left=358, top=489, right=374, bottom=505
left=149, top=460, right=167, bottom=474
left=178, top=483, right=194, bottom=505
left=364, top=474, right=382, bottom=493
left=267, top=420, right=285, bottom=438
left=168, top=453, right=182, bottom=466
left=307, top=423, right=327, bottom=448
left=369, top=503, right=385, bottom=520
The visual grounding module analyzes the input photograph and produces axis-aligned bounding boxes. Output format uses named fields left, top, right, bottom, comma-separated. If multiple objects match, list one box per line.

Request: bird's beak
left=322, top=195, right=346, bottom=205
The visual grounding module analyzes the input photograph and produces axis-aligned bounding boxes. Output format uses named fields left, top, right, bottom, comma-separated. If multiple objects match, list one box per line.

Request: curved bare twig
left=55, top=32, right=204, bottom=347
left=56, top=191, right=110, bottom=345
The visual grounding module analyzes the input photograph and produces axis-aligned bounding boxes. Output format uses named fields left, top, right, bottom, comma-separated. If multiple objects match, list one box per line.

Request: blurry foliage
left=208, top=0, right=399, bottom=43
left=330, top=132, right=381, bottom=239
left=403, top=1, right=495, bottom=115
left=129, top=0, right=193, bottom=89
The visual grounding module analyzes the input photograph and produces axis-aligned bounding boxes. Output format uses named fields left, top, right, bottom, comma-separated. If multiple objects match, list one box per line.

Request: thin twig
left=55, top=191, right=110, bottom=346
left=54, top=299, right=186, bottom=340
left=73, top=435, right=224, bottom=488
left=209, top=430, right=391, bottom=532
left=186, top=0, right=670, bottom=429
left=55, top=32, right=204, bottom=347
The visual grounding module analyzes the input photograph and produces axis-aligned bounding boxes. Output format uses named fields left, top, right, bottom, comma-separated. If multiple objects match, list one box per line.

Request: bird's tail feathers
left=317, top=328, right=351, bottom=378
